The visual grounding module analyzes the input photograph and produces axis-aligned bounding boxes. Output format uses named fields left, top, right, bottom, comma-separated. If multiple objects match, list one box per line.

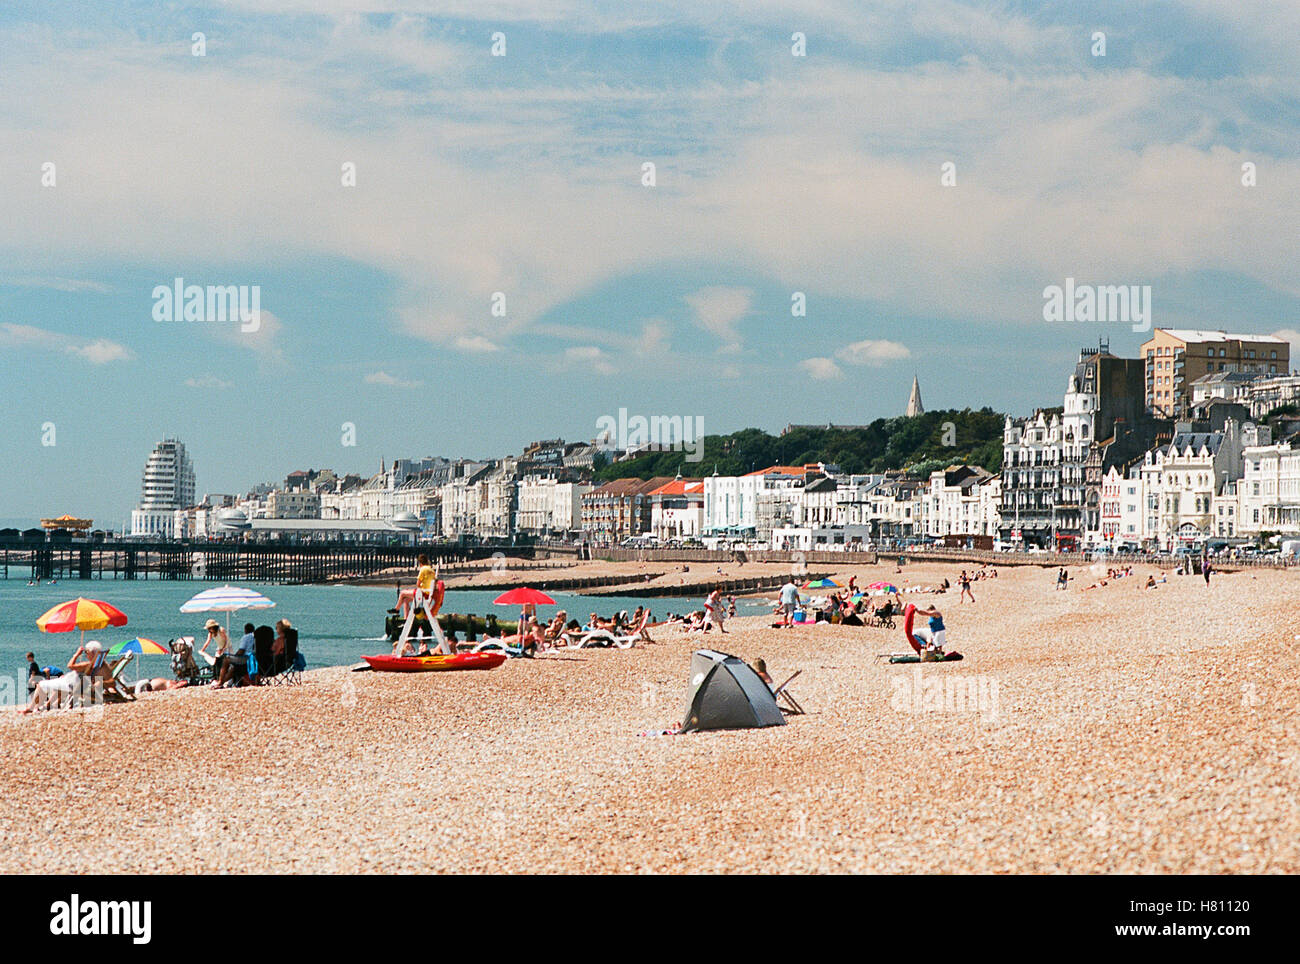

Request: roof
left=1191, top=370, right=1262, bottom=385
left=1154, top=329, right=1287, bottom=345
left=648, top=479, right=705, bottom=497
left=743, top=465, right=806, bottom=477
left=1169, top=432, right=1223, bottom=454
left=587, top=477, right=675, bottom=497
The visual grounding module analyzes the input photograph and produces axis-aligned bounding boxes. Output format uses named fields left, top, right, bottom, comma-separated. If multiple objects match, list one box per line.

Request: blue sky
left=1, top=0, right=1298, bottom=524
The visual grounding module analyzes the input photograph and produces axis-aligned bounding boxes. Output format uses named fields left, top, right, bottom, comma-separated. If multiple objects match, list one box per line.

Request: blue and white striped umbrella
left=180, top=585, right=276, bottom=615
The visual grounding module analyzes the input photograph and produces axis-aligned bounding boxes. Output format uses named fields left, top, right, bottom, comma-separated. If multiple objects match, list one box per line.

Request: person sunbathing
left=133, top=678, right=190, bottom=694
left=493, top=619, right=545, bottom=656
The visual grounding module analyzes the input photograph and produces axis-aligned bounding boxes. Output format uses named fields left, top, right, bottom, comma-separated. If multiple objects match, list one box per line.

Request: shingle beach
left=2, top=561, right=1295, bottom=873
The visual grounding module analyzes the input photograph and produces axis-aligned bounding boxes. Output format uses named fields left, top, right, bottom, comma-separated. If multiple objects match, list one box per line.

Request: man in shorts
left=778, top=580, right=801, bottom=628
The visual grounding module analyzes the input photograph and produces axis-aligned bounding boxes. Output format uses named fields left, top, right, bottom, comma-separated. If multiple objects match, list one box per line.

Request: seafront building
left=121, top=332, right=1300, bottom=550
left=130, top=438, right=196, bottom=538
left=1141, top=329, right=1289, bottom=418
left=516, top=476, right=591, bottom=538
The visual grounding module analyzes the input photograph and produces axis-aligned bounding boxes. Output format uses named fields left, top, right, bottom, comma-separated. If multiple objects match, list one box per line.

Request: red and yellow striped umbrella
left=36, top=598, right=129, bottom=634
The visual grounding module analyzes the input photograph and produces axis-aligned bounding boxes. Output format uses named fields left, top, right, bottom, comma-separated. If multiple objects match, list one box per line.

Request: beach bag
left=246, top=652, right=258, bottom=676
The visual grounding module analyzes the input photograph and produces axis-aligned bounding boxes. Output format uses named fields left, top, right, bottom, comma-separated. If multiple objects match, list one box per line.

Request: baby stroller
left=170, top=636, right=214, bottom=686
left=866, top=600, right=896, bottom=629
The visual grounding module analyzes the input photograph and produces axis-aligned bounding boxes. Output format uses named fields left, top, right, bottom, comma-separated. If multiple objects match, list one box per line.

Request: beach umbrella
left=37, top=598, right=128, bottom=646
left=868, top=581, right=899, bottom=593
left=108, top=637, right=168, bottom=686
left=107, top=637, right=168, bottom=656
left=179, top=585, right=275, bottom=633
left=493, top=587, right=556, bottom=606
left=803, top=578, right=842, bottom=590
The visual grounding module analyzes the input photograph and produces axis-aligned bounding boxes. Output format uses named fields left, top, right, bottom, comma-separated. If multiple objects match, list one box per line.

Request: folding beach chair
left=266, top=629, right=305, bottom=686
left=101, top=654, right=137, bottom=703
left=771, top=670, right=805, bottom=715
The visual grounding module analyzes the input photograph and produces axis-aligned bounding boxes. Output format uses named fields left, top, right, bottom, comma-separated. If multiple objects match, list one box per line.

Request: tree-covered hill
left=592, top=408, right=1005, bottom=481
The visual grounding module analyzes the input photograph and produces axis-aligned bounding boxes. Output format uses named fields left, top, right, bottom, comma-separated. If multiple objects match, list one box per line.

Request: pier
left=0, top=539, right=523, bottom=585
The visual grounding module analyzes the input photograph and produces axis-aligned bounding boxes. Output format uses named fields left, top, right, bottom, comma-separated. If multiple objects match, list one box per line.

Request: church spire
left=906, top=374, right=924, bottom=417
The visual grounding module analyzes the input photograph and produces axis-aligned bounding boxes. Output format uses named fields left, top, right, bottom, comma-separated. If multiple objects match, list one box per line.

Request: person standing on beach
left=1203, top=559, right=1212, bottom=586
left=200, top=618, right=231, bottom=676
left=704, top=588, right=727, bottom=633
left=778, top=579, right=800, bottom=628
left=958, top=570, right=975, bottom=603
left=25, top=652, right=47, bottom=694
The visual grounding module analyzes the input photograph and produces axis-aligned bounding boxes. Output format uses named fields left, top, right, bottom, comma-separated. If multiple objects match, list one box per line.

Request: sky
left=1, top=0, right=1297, bottom=525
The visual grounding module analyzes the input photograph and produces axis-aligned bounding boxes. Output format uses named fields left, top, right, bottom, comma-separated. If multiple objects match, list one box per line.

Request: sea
left=0, top=578, right=693, bottom=687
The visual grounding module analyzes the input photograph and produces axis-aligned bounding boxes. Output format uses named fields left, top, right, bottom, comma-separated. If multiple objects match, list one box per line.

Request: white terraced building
left=1237, top=435, right=1300, bottom=536
left=516, top=476, right=590, bottom=536
left=130, top=438, right=196, bottom=538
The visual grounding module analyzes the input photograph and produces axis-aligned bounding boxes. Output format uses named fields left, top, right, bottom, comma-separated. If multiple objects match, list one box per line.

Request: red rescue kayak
left=361, top=652, right=507, bottom=673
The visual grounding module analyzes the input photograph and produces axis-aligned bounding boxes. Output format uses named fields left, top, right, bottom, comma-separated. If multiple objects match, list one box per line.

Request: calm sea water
left=0, top=580, right=696, bottom=684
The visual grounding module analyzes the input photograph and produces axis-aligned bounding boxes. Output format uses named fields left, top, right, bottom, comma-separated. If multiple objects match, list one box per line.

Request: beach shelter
left=680, top=650, right=786, bottom=733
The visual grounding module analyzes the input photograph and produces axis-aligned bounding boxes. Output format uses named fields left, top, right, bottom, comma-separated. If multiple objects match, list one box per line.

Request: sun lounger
left=563, top=611, right=652, bottom=650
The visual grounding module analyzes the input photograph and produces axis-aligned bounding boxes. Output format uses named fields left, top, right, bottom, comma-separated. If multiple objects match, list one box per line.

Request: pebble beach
left=1, top=560, right=1296, bottom=874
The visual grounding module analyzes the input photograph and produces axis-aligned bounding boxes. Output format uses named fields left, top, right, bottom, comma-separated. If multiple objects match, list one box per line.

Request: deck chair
left=101, top=654, right=138, bottom=703
left=770, top=669, right=805, bottom=715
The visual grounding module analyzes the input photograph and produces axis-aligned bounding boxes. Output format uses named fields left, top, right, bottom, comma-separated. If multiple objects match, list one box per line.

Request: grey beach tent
left=681, top=650, right=787, bottom=733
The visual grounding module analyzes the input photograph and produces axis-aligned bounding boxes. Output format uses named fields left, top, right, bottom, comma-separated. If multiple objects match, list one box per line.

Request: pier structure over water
left=0, top=539, right=525, bottom=585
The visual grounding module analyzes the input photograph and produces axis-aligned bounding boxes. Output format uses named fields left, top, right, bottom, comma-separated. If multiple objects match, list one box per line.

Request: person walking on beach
left=704, top=588, right=727, bottom=634
left=958, top=570, right=975, bottom=603
left=1203, top=559, right=1212, bottom=586
left=778, top=579, right=800, bottom=628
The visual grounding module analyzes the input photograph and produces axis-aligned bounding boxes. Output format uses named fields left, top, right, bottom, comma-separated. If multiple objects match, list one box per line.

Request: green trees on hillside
left=592, top=408, right=1005, bottom=481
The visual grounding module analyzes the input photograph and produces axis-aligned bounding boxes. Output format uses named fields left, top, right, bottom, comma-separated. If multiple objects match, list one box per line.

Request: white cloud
left=843, top=339, right=911, bottom=366
left=364, top=370, right=422, bottom=388
left=454, top=335, right=500, bottom=353
left=563, top=345, right=615, bottom=375
left=684, top=287, right=753, bottom=344
left=0, top=323, right=132, bottom=364
left=1, top=276, right=111, bottom=293
left=184, top=375, right=232, bottom=389
left=800, top=357, right=843, bottom=380
left=0, top=5, right=1296, bottom=356
left=205, top=309, right=285, bottom=363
